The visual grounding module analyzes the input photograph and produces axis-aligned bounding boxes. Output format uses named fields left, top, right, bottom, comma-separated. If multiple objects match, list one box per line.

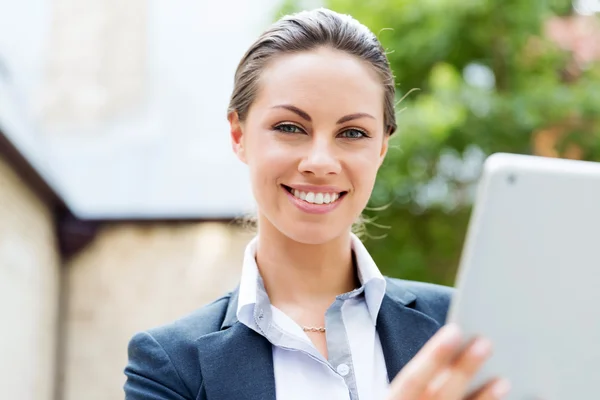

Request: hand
left=386, top=324, right=510, bottom=400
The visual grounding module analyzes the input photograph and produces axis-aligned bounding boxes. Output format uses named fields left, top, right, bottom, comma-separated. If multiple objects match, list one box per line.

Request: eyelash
left=272, top=123, right=370, bottom=139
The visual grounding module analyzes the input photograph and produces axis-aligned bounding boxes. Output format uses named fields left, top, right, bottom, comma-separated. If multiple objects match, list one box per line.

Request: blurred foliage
left=277, top=1, right=600, bottom=285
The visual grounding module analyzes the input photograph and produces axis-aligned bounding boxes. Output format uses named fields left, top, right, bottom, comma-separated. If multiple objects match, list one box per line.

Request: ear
left=379, top=133, right=389, bottom=167
left=228, top=111, right=247, bottom=164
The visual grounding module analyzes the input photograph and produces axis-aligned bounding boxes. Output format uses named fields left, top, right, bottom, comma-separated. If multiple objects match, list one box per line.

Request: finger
left=466, top=378, right=511, bottom=400
left=387, top=324, right=462, bottom=400
left=430, top=337, right=493, bottom=399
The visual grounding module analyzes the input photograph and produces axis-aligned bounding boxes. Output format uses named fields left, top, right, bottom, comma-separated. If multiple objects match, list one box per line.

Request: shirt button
left=337, top=363, right=350, bottom=376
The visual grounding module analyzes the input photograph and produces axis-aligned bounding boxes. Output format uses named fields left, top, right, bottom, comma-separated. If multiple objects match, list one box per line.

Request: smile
left=281, top=185, right=348, bottom=214
left=282, top=185, right=346, bottom=205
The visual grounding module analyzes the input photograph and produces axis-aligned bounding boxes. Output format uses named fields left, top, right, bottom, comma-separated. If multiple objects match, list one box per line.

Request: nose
left=298, top=136, right=341, bottom=177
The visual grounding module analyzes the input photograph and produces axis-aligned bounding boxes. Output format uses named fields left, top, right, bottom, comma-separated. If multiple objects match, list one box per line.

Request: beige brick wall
left=0, top=155, right=61, bottom=400
left=0, top=153, right=253, bottom=400
left=62, top=221, right=252, bottom=400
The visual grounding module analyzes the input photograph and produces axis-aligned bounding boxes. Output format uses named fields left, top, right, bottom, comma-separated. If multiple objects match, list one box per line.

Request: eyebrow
left=272, top=105, right=311, bottom=122
left=271, top=104, right=376, bottom=125
left=336, top=113, right=376, bottom=124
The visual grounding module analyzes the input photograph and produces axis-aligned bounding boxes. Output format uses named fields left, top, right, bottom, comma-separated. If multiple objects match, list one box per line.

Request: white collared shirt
left=236, top=233, right=390, bottom=400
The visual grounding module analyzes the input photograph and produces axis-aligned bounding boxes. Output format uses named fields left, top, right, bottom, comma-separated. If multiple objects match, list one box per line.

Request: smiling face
left=230, top=47, right=389, bottom=244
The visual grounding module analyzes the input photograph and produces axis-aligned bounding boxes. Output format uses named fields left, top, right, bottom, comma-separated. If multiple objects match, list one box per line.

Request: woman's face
left=230, top=47, right=389, bottom=244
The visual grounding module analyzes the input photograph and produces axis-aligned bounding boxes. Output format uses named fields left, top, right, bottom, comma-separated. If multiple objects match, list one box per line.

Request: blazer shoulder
left=125, top=292, right=233, bottom=399
left=387, top=277, right=454, bottom=300
left=147, top=292, right=232, bottom=343
left=386, top=277, right=454, bottom=325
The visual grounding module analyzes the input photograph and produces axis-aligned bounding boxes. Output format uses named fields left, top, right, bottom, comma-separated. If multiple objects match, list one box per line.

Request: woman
left=124, top=8, right=510, bottom=400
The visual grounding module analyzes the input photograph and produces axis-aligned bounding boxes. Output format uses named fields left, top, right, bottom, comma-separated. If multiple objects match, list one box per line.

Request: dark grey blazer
left=124, top=278, right=453, bottom=400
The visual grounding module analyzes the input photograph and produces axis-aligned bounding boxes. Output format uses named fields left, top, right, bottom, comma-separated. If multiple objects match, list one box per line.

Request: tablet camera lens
left=507, top=174, right=517, bottom=184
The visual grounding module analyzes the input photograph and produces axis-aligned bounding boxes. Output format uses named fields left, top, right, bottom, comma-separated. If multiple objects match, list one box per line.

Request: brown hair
left=227, top=8, right=397, bottom=135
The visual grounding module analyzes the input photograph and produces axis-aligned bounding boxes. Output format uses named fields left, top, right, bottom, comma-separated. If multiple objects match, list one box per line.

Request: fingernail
left=440, top=324, right=462, bottom=345
left=470, top=338, right=493, bottom=357
left=492, top=379, right=511, bottom=398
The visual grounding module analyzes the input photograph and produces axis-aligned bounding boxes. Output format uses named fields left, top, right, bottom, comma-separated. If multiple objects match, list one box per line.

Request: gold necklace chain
left=302, top=326, right=326, bottom=333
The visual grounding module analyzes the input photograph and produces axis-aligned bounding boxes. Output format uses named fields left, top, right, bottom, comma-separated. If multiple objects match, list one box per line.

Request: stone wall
left=0, top=152, right=252, bottom=400
left=0, top=154, right=61, bottom=400
left=61, top=221, right=252, bottom=400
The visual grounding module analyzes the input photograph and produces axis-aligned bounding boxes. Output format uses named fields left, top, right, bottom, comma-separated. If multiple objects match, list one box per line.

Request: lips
left=282, top=185, right=347, bottom=205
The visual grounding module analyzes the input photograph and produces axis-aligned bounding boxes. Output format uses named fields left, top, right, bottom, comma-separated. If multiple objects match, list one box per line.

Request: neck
left=255, top=218, right=359, bottom=307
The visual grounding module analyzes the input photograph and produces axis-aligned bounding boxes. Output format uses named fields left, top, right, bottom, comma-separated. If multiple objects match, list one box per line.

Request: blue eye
left=340, top=129, right=367, bottom=139
left=274, top=123, right=303, bottom=134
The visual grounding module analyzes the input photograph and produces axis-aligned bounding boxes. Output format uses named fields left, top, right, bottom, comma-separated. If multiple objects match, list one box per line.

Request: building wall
left=61, top=221, right=252, bottom=400
left=0, top=154, right=61, bottom=400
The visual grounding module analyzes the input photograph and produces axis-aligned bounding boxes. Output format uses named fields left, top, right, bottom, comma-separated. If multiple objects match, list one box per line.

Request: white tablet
left=447, top=153, right=600, bottom=399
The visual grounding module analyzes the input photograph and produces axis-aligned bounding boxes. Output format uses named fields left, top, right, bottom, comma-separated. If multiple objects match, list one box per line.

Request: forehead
left=252, top=47, right=384, bottom=119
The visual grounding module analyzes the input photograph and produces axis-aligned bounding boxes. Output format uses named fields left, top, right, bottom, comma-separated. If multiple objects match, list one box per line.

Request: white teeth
left=290, top=189, right=341, bottom=205
left=314, top=193, right=324, bottom=204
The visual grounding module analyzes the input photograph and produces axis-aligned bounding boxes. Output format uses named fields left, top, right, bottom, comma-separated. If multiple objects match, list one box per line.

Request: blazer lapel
left=196, top=289, right=276, bottom=400
left=195, top=281, right=443, bottom=399
left=377, top=280, right=443, bottom=381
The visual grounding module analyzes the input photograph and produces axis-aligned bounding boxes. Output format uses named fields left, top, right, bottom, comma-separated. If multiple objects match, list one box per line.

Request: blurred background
left=0, top=0, right=599, bottom=399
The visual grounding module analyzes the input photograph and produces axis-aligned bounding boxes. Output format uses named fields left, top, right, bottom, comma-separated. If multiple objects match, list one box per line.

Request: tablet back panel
left=448, top=153, right=600, bottom=399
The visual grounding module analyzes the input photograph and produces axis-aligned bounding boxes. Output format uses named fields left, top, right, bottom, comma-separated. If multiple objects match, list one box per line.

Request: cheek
left=349, top=147, right=383, bottom=190
left=245, top=132, right=291, bottom=188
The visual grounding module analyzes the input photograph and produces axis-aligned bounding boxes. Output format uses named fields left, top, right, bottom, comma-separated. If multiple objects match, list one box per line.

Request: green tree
left=277, top=1, right=600, bottom=285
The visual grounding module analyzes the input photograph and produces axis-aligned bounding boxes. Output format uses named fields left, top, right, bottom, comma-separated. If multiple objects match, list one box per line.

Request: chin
left=277, top=219, right=350, bottom=245
left=256, top=199, right=359, bottom=245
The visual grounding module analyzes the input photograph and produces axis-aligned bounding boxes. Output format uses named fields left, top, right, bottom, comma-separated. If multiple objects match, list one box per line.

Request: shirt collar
left=236, top=233, right=387, bottom=325
left=349, top=232, right=387, bottom=323
left=237, top=236, right=260, bottom=316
